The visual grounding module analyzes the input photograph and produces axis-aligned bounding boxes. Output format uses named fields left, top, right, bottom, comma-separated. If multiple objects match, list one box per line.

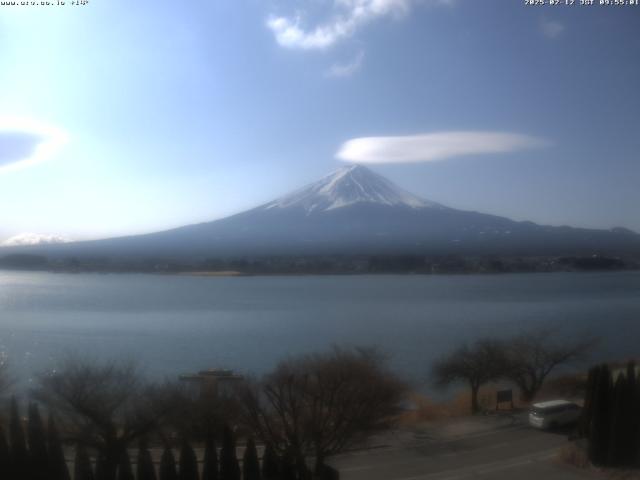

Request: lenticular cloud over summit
left=336, top=132, right=548, bottom=164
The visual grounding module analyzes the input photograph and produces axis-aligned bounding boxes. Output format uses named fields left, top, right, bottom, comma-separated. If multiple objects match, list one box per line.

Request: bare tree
left=503, top=330, right=595, bottom=401
left=0, top=355, right=12, bottom=398
left=32, top=358, right=166, bottom=480
left=149, top=379, right=241, bottom=442
left=432, top=339, right=506, bottom=414
left=239, top=347, right=407, bottom=476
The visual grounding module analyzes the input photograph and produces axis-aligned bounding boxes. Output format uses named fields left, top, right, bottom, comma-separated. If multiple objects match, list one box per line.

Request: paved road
left=331, top=422, right=590, bottom=480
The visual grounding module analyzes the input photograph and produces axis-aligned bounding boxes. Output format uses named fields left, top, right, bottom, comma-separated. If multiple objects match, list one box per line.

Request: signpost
left=496, top=389, right=514, bottom=410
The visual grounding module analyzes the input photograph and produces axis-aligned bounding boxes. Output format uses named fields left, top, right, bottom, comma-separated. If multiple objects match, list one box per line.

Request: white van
left=528, top=400, right=581, bottom=429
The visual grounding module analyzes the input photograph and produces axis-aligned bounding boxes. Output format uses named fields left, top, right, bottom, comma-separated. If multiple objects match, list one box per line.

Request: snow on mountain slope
left=261, top=164, right=444, bottom=213
left=2, top=233, right=69, bottom=247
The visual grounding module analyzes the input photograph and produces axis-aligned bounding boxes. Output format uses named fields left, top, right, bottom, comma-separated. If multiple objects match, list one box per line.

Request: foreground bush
left=582, top=362, right=640, bottom=468
left=240, top=347, right=406, bottom=476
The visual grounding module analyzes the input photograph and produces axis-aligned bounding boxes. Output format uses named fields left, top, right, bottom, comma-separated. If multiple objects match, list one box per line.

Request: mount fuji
left=3, top=165, right=639, bottom=261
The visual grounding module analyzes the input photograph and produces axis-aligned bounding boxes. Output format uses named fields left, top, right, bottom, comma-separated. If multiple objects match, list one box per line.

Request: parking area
left=331, top=414, right=592, bottom=480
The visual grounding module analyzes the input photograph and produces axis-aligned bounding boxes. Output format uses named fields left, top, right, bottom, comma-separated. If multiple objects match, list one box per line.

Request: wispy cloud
left=540, top=19, right=565, bottom=39
left=267, top=0, right=421, bottom=50
left=336, top=132, right=548, bottom=164
left=0, top=117, right=68, bottom=174
left=325, top=51, right=365, bottom=77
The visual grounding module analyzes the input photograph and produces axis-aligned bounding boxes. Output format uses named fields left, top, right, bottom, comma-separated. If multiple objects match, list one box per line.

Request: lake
left=0, top=271, right=639, bottom=390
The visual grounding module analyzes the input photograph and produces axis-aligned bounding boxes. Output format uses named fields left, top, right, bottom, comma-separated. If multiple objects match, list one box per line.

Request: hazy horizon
left=2, top=162, right=639, bottom=246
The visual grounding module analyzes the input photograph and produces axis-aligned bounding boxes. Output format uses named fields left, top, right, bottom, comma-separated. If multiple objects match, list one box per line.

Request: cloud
left=0, top=117, right=68, bottom=174
left=1, top=233, right=70, bottom=247
left=540, top=19, right=565, bottom=39
left=336, top=132, right=548, bottom=164
left=0, top=132, right=44, bottom=167
left=325, top=51, right=365, bottom=77
left=267, top=0, right=414, bottom=50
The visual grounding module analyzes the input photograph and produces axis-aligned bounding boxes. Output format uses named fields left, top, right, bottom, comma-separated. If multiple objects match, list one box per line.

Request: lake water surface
left=0, top=271, right=638, bottom=388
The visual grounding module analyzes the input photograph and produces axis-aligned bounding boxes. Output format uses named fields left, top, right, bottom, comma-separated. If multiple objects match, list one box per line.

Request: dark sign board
left=497, top=389, right=512, bottom=403
left=496, top=389, right=514, bottom=410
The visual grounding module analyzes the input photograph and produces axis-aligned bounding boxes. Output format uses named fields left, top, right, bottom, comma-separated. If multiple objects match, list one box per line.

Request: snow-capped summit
left=261, top=164, right=443, bottom=213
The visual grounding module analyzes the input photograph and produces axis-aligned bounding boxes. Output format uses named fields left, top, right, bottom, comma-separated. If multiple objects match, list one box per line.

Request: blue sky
left=0, top=0, right=638, bottom=243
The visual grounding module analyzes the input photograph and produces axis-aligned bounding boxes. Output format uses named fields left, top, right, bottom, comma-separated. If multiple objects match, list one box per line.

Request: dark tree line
left=0, top=399, right=69, bottom=480
left=0, top=346, right=408, bottom=480
left=1, top=348, right=401, bottom=480
left=30, top=360, right=165, bottom=480
left=581, top=362, right=640, bottom=467
left=0, top=399, right=340, bottom=480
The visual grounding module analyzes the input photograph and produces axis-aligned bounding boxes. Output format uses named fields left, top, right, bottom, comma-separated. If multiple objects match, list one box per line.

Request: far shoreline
left=177, top=270, right=246, bottom=277
left=1, top=267, right=639, bottom=278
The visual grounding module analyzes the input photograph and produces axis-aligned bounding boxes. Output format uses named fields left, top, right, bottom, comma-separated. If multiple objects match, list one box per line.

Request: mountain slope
left=2, top=165, right=640, bottom=260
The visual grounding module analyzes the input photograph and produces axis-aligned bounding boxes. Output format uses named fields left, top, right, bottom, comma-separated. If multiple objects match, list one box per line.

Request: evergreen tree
left=589, top=364, right=612, bottom=465
left=95, top=453, right=109, bottom=480
left=0, top=425, right=10, bottom=480
left=74, top=444, right=95, bottom=480
left=117, top=449, right=135, bottom=480
left=9, top=397, right=29, bottom=479
left=159, top=447, right=179, bottom=480
left=242, top=438, right=261, bottom=480
left=137, top=439, right=157, bottom=480
left=280, top=449, right=295, bottom=480
left=48, top=415, right=71, bottom=480
left=261, top=444, right=279, bottom=480
left=316, top=464, right=339, bottom=480
left=622, top=361, right=640, bottom=465
left=202, top=435, right=218, bottom=480
left=28, top=403, right=49, bottom=480
left=579, top=366, right=599, bottom=438
left=608, top=373, right=626, bottom=466
left=179, top=440, right=199, bottom=480
left=633, top=368, right=640, bottom=467
left=220, top=425, right=240, bottom=480
left=625, top=362, right=639, bottom=466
